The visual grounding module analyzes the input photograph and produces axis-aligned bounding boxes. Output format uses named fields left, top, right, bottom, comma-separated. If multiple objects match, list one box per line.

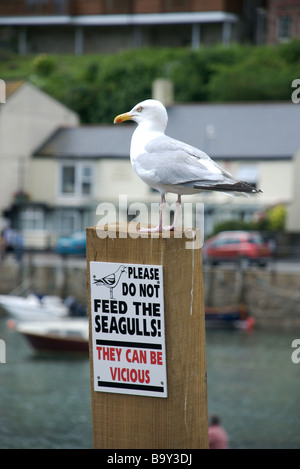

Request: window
left=20, top=208, right=44, bottom=230
left=237, top=165, right=259, bottom=190
left=62, top=166, right=75, bottom=194
left=81, top=166, right=92, bottom=195
left=57, top=209, right=80, bottom=236
left=105, top=0, right=132, bottom=14
left=60, top=163, right=94, bottom=197
left=163, top=0, right=190, bottom=12
left=278, top=16, right=292, bottom=42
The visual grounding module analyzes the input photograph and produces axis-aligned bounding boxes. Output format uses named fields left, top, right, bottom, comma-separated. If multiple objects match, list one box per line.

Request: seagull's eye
left=136, top=106, right=143, bottom=113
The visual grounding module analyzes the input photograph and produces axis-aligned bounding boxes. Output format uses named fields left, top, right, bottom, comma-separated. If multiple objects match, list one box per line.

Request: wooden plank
left=86, top=223, right=208, bottom=449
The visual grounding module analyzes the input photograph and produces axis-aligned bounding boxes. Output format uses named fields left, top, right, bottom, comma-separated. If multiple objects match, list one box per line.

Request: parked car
left=203, top=231, right=272, bottom=267
left=55, top=231, right=86, bottom=255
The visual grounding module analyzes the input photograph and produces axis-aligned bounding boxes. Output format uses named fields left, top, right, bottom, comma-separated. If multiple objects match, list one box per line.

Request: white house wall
left=0, top=82, right=78, bottom=224
left=286, top=150, right=300, bottom=232
left=27, top=158, right=57, bottom=204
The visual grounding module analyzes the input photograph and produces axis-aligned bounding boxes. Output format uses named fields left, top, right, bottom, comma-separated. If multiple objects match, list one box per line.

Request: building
left=266, top=0, right=300, bottom=44
left=5, top=100, right=299, bottom=248
left=0, top=0, right=266, bottom=54
left=0, top=81, right=79, bottom=247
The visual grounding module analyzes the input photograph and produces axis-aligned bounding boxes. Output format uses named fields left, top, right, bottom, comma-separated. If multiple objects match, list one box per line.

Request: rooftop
left=34, top=101, right=300, bottom=160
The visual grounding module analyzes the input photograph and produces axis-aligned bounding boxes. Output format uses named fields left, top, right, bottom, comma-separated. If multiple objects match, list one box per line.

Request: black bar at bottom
left=98, top=380, right=164, bottom=393
left=96, top=339, right=162, bottom=350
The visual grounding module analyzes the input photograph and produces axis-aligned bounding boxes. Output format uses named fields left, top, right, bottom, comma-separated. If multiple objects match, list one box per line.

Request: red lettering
left=96, top=346, right=122, bottom=361
left=126, top=348, right=147, bottom=363
left=150, top=350, right=163, bottom=365
left=109, top=367, right=151, bottom=384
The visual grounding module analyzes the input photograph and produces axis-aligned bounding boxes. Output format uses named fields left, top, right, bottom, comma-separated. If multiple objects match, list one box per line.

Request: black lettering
left=135, top=318, right=143, bottom=336
left=119, top=317, right=127, bottom=334
left=143, top=318, right=150, bottom=336
left=110, top=300, right=118, bottom=313
left=133, top=301, right=141, bottom=315
left=151, top=318, right=157, bottom=337
left=119, top=301, right=127, bottom=314
left=95, top=314, right=101, bottom=332
left=128, top=267, right=133, bottom=278
left=109, top=316, right=119, bottom=333
left=102, top=299, right=109, bottom=313
left=153, top=303, right=160, bottom=316
left=101, top=315, right=109, bottom=333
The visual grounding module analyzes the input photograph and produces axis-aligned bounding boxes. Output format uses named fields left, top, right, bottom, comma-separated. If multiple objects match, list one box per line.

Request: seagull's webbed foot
left=138, top=225, right=162, bottom=233
left=162, top=224, right=175, bottom=232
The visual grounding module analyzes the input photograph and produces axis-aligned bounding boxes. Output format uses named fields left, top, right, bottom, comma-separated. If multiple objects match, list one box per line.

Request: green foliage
left=207, top=45, right=298, bottom=101
left=265, top=204, right=286, bottom=231
left=212, top=204, right=287, bottom=236
left=211, top=219, right=253, bottom=236
left=0, top=40, right=299, bottom=123
left=168, top=44, right=248, bottom=101
left=32, top=54, right=57, bottom=76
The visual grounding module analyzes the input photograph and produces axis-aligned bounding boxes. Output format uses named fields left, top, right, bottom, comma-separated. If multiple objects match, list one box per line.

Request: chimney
left=152, top=78, right=174, bottom=106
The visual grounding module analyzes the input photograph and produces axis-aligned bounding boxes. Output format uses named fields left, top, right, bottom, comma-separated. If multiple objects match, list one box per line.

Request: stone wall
left=1, top=258, right=300, bottom=329
left=203, top=266, right=300, bottom=330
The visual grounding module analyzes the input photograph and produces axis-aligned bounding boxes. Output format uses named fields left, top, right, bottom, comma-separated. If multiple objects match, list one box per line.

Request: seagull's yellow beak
left=113, top=112, right=132, bottom=124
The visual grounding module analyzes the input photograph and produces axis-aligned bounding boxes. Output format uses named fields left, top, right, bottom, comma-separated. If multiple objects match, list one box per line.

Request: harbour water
left=0, top=318, right=299, bottom=449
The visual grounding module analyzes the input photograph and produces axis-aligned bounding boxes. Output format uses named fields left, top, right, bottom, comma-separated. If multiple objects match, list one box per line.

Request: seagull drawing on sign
left=114, top=99, right=262, bottom=232
left=93, top=265, right=126, bottom=299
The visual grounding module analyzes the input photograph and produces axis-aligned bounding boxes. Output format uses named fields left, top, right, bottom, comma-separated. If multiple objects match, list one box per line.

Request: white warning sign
left=90, top=261, right=167, bottom=398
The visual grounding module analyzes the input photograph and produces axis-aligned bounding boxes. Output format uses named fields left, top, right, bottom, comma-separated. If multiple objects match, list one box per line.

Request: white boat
left=0, top=293, right=69, bottom=321
left=16, top=319, right=89, bottom=353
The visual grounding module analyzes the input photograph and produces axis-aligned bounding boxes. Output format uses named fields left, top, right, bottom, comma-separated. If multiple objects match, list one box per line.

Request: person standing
left=208, top=414, right=229, bottom=449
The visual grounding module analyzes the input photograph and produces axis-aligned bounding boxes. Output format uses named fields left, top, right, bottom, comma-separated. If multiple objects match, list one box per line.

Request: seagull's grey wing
left=133, top=135, right=234, bottom=189
left=134, top=135, right=259, bottom=195
left=145, top=135, right=236, bottom=180
left=146, top=135, right=211, bottom=157
left=133, top=150, right=224, bottom=189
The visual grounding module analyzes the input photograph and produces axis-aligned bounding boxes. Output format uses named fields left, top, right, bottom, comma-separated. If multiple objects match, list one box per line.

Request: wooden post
left=86, top=223, right=208, bottom=449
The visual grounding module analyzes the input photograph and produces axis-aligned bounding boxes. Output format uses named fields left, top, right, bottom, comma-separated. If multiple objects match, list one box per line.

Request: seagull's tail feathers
left=194, top=180, right=262, bottom=197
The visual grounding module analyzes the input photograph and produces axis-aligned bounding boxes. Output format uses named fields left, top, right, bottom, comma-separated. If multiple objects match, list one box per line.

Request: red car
left=204, top=231, right=272, bottom=267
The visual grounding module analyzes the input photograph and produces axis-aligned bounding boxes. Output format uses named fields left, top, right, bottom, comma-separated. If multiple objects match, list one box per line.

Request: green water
left=0, top=319, right=299, bottom=449
left=206, top=328, right=300, bottom=449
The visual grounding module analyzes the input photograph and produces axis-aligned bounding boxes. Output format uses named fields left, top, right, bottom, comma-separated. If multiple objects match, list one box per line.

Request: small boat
left=0, top=293, right=70, bottom=321
left=16, top=319, right=89, bottom=354
left=205, top=303, right=255, bottom=330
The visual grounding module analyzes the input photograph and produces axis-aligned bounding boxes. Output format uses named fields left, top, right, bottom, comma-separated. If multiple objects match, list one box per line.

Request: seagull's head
left=114, top=99, right=168, bottom=132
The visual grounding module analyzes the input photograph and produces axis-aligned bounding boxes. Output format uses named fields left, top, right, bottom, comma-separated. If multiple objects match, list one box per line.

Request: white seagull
left=114, top=99, right=262, bottom=232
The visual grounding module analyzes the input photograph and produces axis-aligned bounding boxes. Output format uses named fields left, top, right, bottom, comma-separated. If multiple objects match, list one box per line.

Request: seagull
left=93, top=265, right=126, bottom=299
left=114, top=99, right=262, bottom=232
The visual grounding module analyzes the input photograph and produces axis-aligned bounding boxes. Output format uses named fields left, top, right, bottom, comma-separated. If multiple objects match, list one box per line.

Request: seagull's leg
left=158, top=194, right=165, bottom=232
left=163, top=195, right=181, bottom=231
left=139, top=194, right=165, bottom=233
